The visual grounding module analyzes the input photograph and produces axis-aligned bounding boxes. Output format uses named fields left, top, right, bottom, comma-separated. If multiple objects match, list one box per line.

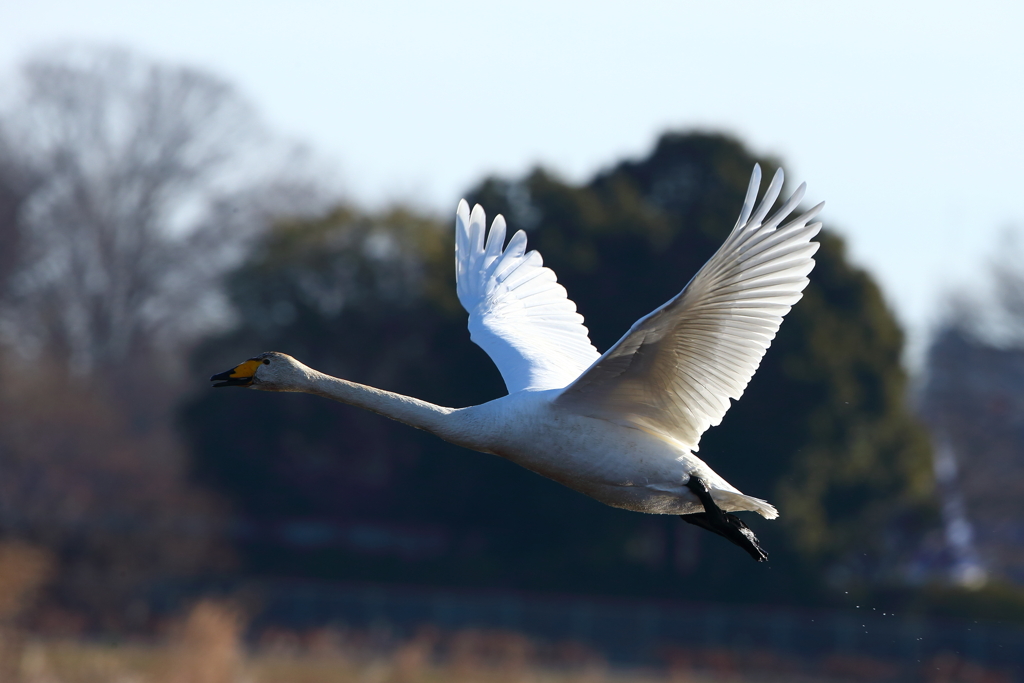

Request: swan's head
left=210, top=352, right=315, bottom=392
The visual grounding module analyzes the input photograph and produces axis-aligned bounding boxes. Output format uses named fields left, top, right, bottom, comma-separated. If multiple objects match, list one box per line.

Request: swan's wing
left=455, top=200, right=600, bottom=394
left=555, top=165, right=823, bottom=451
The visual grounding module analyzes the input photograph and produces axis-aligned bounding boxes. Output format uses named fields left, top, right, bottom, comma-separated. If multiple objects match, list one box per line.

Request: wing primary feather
left=456, top=200, right=471, bottom=265
left=469, top=204, right=487, bottom=255
left=484, top=214, right=507, bottom=261
left=555, top=164, right=822, bottom=452
left=735, top=163, right=762, bottom=229
left=747, top=168, right=785, bottom=230
left=762, top=182, right=806, bottom=232
left=454, top=201, right=600, bottom=394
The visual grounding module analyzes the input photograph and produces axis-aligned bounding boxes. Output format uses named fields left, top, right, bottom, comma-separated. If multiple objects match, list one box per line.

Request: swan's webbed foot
left=681, top=476, right=768, bottom=562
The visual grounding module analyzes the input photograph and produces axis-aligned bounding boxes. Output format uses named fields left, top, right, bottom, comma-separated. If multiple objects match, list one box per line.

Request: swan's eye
left=263, top=359, right=270, bottom=365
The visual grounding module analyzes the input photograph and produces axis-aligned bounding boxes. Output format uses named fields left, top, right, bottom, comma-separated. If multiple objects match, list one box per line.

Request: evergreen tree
left=182, top=133, right=935, bottom=603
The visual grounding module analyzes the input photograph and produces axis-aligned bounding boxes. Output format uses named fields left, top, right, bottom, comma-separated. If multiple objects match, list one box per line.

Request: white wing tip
left=469, top=203, right=486, bottom=225
left=456, top=199, right=471, bottom=230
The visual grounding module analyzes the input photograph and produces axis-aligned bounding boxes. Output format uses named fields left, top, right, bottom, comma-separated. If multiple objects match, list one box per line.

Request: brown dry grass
left=0, top=542, right=52, bottom=623
left=5, top=634, right=1014, bottom=683
left=167, top=600, right=244, bottom=683
left=0, top=596, right=702, bottom=683
left=0, top=597, right=1013, bottom=683
left=7, top=640, right=684, bottom=683
left=0, top=541, right=53, bottom=681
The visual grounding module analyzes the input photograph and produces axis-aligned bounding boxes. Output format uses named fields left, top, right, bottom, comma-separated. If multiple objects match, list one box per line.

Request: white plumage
left=455, top=203, right=600, bottom=393
left=213, top=164, right=823, bottom=561
left=557, top=166, right=822, bottom=453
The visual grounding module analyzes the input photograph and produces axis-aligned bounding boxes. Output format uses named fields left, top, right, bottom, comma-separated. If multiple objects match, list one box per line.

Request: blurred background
left=0, top=1, right=1022, bottom=681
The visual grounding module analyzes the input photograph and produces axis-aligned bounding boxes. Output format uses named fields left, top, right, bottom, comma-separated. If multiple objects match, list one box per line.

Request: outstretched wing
left=555, top=165, right=823, bottom=451
left=455, top=200, right=600, bottom=394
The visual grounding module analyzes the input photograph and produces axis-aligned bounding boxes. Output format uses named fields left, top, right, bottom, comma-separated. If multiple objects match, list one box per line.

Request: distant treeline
left=9, top=47, right=1013, bottom=632
left=182, top=133, right=936, bottom=607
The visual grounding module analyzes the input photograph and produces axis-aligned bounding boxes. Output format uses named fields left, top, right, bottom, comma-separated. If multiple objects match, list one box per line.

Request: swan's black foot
left=681, top=476, right=768, bottom=562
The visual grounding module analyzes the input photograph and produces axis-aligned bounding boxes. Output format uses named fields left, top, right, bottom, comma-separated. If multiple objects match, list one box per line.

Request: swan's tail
left=713, top=489, right=779, bottom=520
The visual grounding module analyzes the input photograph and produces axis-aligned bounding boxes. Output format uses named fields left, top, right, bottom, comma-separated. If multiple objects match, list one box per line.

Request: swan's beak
left=211, top=358, right=261, bottom=388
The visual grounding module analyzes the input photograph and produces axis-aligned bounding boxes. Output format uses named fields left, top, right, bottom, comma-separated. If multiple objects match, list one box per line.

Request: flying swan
left=212, top=164, right=823, bottom=561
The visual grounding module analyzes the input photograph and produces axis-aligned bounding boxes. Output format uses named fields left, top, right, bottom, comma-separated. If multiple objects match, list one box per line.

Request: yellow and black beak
left=211, top=358, right=262, bottom=388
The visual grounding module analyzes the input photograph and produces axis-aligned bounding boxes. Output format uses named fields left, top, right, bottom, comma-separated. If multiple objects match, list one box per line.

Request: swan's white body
left=435, top=388, right=767, bottom=517
left=215, top=164, right=822, bottom=528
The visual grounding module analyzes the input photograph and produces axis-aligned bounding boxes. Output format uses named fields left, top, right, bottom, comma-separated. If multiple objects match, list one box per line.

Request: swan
left=212, top=164, right=823, bottom=562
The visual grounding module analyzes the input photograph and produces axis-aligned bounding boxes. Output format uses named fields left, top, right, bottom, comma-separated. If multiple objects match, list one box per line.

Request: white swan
left=212, top=164, right=823, bottom=561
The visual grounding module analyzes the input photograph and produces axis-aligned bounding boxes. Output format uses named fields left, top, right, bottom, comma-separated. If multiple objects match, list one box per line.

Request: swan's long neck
left=305, top=371, right=463, bottom=440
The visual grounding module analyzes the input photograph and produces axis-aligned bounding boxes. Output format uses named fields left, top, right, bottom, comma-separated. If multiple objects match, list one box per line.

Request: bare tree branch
left=0, top=46, right=332, bottom=374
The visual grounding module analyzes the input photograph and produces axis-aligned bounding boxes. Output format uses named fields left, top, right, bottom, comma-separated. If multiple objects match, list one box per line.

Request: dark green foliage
left=181, top=133, right=935, bottom=604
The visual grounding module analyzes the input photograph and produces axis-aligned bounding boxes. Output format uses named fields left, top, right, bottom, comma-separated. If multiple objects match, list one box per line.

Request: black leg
left=680, top=476, right=768, bottom=562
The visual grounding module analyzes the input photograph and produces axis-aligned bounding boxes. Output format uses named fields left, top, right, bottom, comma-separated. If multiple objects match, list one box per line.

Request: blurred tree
left=183, top=133, right=936, bottom=604
left=0, top=46, right=329, bottom=626
left=919, top=327, right=1023, bottom=585
left=469, top=134, right=937, bottom=594
left=0, top=46, right=329, bottom=380
left=0, top=135, right=36, bottom=287
left=917, top=235, right=1024, bottom=587
left=0, top=351, right=231, bottom=629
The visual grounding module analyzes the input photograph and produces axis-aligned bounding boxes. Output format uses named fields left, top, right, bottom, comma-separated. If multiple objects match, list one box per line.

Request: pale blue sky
left=2, top=0, right=1022, bottom=366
